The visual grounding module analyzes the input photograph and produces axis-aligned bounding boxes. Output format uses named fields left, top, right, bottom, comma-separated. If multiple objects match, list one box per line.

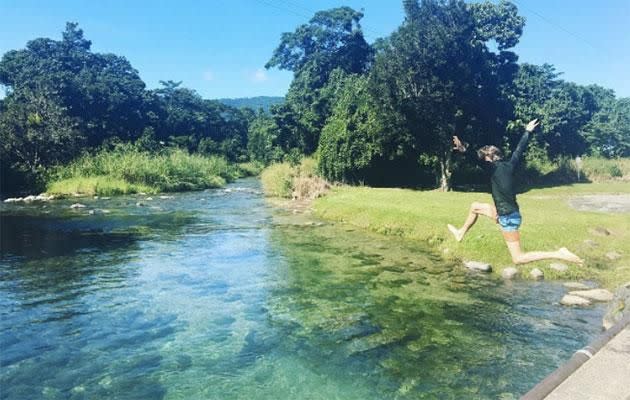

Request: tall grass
left=580, top=157, right=630, bottom=181
left=47, top=146, right=240, bottom=196
left=260, top=157, right=330, bottom=199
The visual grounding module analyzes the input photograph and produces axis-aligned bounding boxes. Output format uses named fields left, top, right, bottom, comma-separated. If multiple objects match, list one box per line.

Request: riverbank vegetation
left=1, top=1, right=628, bottom=197
left=261, top=158, right=329, bottom=200
left=46, top=145, right=245, bottom=196
left=314, top=183, right=630, bottom=288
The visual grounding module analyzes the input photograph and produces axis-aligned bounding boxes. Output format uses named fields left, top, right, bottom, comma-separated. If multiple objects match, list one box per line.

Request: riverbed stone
left=464, top=261, right=492, bottom=272
left=550, top=262, right=569, bottom=272
left=501, top=267, right=519, bottom=279
left=606, top=251, right=622, bottom=261
left=530, top=268, right=544, bottom=280
left=603, top=282, right=630, bottom=329
left=3, top=197, right=22, bottom=203
left=563, top=282, right=591, bottom=290
left=568, top=288, right=614, bottom=302
left=561, top=294, right=592, bottom=306
left=70, top=203, right=86, bottom=209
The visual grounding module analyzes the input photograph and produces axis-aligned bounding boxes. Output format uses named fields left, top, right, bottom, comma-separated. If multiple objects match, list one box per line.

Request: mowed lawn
left=314, top=183, right=630, bottom=288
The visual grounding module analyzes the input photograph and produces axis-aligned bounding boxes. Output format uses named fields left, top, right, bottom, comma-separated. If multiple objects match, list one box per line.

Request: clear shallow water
left=0, top=178, right=605, bottom=399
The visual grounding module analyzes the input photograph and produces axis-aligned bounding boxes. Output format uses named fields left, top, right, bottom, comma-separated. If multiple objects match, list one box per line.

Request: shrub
left=260, top=157, right=331, bottom=200
left=260, top=163, right=295, bottom=198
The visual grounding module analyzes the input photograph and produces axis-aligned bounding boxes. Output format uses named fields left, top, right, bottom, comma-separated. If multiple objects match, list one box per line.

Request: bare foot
left=559, top=247, right=583, bottom=264
left=447, top=224, right=463, bottom=242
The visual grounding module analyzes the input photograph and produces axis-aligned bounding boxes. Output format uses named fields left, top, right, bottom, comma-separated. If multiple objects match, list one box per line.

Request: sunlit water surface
left=0, top=178, right=604, bottom=399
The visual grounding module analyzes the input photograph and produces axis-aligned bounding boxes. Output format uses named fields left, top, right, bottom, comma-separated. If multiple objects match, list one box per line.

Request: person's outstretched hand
left=452, top=136, right=468, bottom=152
left=526, top=118, right=540, bottom=133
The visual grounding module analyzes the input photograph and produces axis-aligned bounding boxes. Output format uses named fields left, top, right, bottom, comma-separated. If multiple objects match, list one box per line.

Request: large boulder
left=561, top=295, right=592, bottom=306
left=568, top=289, right=614, bottom=302
left=603, top=282, right=630, bottom=330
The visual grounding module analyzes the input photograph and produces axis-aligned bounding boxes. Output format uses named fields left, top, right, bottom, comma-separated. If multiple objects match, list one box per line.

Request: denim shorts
left=498, top=211, right=522, bottom=232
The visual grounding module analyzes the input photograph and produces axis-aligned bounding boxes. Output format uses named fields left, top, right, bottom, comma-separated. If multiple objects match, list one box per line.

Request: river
left=0, top=178, right=605, bottom=399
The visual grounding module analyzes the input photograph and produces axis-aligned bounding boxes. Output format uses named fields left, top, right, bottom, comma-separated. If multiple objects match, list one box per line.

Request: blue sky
left=1, top=0, right=629, bottom=99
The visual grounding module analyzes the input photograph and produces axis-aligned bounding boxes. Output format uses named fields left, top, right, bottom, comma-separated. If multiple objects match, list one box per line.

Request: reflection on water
left=0, top=179, right=604, bottom=399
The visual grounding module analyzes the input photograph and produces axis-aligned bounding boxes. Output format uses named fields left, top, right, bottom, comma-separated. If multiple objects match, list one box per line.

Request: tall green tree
left=318, top=71, right=383, bottom=183
left=581, top=97, right=630, bottom=157
left=266, top=7, right=373, bottom=155
left=510, top=64, right=610, bottom=157
left=0, top=89, right=81, bottom=192
left=0, top=22, right=148, bottom=146
left=370, top=0, right=525, bottom=190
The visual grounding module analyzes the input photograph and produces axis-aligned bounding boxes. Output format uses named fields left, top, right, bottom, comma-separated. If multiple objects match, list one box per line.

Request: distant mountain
left=217, top=96, right=284, bottom=113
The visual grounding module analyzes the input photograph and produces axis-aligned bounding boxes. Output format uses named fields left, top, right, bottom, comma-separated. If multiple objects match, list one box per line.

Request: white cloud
left=202, top=70, right=214, bottom=81
left=251, top=68, right=268, bottom=83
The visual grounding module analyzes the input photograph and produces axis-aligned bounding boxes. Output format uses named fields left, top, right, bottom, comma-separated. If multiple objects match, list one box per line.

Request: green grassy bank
left=313, top=183, right=630, bottom=288
left=46, top=147, right=261, bottom=197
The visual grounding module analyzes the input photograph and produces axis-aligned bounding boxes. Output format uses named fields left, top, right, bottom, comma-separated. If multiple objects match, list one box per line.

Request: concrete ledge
left=522, top=313, right=630, bottom=400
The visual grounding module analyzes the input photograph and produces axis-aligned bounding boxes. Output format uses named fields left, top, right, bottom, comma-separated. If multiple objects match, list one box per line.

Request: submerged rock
left=561, top=294, right=592, bottom=306
left=563, top=282, right=591, bottom=290
left=70, top=203, right=86, bottom=209
left=530, top=268, right=544, bottom=280
left=501, top=267, right=519, bottom=279
left=4, top=193, right=54, bottom=203
left=568, top=289, right=614, bottom=302
left=464, top=261, right=492, bottom=272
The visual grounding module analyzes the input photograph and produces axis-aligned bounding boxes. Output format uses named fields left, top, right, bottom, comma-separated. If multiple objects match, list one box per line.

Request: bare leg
left=448, top=202, right=497, bottom=242
left=503, top=232, right=583, bottom=264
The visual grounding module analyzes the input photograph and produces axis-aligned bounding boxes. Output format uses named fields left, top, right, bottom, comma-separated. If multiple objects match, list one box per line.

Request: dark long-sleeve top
left=473, top=131, right=530, bottom=216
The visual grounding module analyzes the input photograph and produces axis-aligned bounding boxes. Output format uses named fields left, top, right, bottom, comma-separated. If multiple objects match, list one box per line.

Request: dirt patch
left=568, top=195, right=630, bottom=213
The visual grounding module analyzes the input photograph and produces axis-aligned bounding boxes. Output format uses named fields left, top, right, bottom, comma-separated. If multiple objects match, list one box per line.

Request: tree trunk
left=439, top=152, right=452, bottom=192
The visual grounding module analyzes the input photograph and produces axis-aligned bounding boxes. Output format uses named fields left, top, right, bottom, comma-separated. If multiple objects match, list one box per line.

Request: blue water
left=0, top=178, right=605, bottom=399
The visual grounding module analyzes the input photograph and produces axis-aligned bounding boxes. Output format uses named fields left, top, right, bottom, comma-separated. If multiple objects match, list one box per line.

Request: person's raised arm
left=510, top=118, right=539, bottom=166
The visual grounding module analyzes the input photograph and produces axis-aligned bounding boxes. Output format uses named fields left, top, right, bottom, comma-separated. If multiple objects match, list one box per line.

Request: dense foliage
left=0, top=23, right=252, bottom=194
left=262, top=0, right=629, bottom=189
left=1, top=2, right=628, bottom=195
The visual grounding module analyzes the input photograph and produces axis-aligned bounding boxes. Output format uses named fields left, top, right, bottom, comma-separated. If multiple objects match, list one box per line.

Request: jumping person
left=447, top=119, right=582, bottom=265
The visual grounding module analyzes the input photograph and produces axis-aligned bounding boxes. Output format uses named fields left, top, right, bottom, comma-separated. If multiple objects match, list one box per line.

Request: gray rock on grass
left=606, top=251, right=622, bottom=261
left=530, top=268, right=544, bottom=280
left=589, top=227, right=611, bottom=236
left=464, top=261, right=492, bottom=272
left=501, top=267, right=519, bottom=279
left=550, top=263, right=569, bottom=272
